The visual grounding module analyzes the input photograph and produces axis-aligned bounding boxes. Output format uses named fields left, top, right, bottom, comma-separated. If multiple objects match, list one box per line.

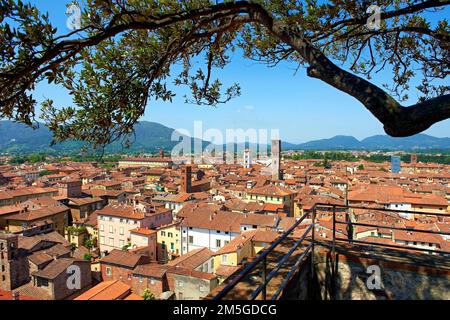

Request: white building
left=179, top=206, right=279, bottom=255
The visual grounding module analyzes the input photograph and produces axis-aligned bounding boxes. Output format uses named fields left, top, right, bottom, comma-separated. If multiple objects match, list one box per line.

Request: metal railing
left=213, top=203, right=450, bottom=300
left=213, top=211, right=315, bottom=300
left=318, top=203, right=450, bottom=257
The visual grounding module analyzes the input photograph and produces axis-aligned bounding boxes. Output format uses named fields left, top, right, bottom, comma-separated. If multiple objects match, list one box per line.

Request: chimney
left=160, top=149, right=165, bottom=159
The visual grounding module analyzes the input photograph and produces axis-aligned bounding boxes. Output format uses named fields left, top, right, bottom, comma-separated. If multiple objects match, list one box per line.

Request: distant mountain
left=0, top=120, right=448, bottom=154
left=286, top=134, right=450, bottom=150
left=360, top=134, right=450, bottom=150
left=0, top=120, right=204, bottom=154
left=287, top=135, right=362, bottom=150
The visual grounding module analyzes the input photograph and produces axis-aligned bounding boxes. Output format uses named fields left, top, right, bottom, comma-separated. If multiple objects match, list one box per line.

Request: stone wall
left=314, top=245, right=450, bottom=300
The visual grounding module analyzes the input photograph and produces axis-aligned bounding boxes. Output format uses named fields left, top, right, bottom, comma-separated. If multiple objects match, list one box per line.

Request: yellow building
left=212, top=230, right=279, bottom=283
left=65, top=225, right=88, bottom=247
left=143, top=169, right=165, bottom=183
left=156, top=221, right=181, bottom=263
left=246, top=184, right=297, bottom=216
left=118, top=157, right=173, bottom=169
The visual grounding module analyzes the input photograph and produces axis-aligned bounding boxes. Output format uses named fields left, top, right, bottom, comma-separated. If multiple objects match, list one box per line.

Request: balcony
left=209, top=204, right=450, bottom=300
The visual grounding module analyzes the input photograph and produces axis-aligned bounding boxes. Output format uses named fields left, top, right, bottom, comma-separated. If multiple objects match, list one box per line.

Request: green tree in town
left=83, top=253, right=92, bottom=261
left=84, top=238, right=94, bottom=250
left=69, top=243, right=77, bottom=253
left=0, top=0, right=448, bottom=148
left=141, top=289, right=156, bottom=300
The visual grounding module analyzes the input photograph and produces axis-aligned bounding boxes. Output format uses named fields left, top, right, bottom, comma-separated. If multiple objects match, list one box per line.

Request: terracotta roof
left=75, top=280, right=131, bottom=300
left=27, top=252, right=53, bottom=266
left=247, top=184, right=296, bottom=196
left=168, top=247, right=213, bottom=270
left=215, top=265, right=241, bottom=278
left=6, top=204, right=69, bottom=222
left=100, top=249, right=147, bottom=269
left=68, top=197, right=103, bottom=206
left=0, top=290, right=36, bottom=300
left=121, top=157, right=173, bottom=163
left=263, top=203, right=284, bottom=212
left=133, top=264, right=167, bottom=279
left=213, top=231, right=254, bottom=256
left=167, top=266, right=217, bottom=280
left=181, top=207, right=278, bottom=233
left=96, top=205, right=146, bottom=220
left=18, top=231, right=69, bottom=250
left=124, top=293, right=144, bottom=300
left=32, top=258, right=85, bottom=280
left=130, top=227, right=157, bottom=236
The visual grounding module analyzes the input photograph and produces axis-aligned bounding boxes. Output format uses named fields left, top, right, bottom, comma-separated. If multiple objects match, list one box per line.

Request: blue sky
left=27, top=0, right=449, bottom=143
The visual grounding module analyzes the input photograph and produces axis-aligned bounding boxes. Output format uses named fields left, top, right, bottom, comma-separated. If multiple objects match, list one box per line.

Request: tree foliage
left=141, top=288, right=156, bottom=300
left=0, top=0, right=449, bottom=148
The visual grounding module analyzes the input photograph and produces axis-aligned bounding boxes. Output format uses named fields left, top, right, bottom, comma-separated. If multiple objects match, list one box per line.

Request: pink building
left=97, top=204, right=172, bottom=254
left=130, top=228, right=158, bottom=261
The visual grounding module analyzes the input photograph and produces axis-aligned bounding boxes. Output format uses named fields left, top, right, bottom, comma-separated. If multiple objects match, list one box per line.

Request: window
left=222, top=254, right=227, bottom=263
left=188, top=236, right=194, bottom=244
left=100, top=236, right=105, bottom=245
left=119, top=227, right=124, bottom=235
left=109, top=238, right=114, bottom=246
left=119, top=240, right=125, bottom=247
left=199, top=285, right=206, bottom=292
left=161, top=231, right=166, bottom=237
left=109, top=225, right=114, bottom=234
left=38, top=278, right=49, bottom=287
left=224, top=240, right=229, bottom=245
left=170, top=243, right=174, bottom=250
left=168, top=232, right=173, bottom=238
left=106, top=267, right=112, bottom=276
left=177, top=280, right=184, bottom=287
left=99, top=224, right=104, bottom=232
left=216, top=230, right=220, bottom=234
left=216, top=239, right=221, bottom=247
